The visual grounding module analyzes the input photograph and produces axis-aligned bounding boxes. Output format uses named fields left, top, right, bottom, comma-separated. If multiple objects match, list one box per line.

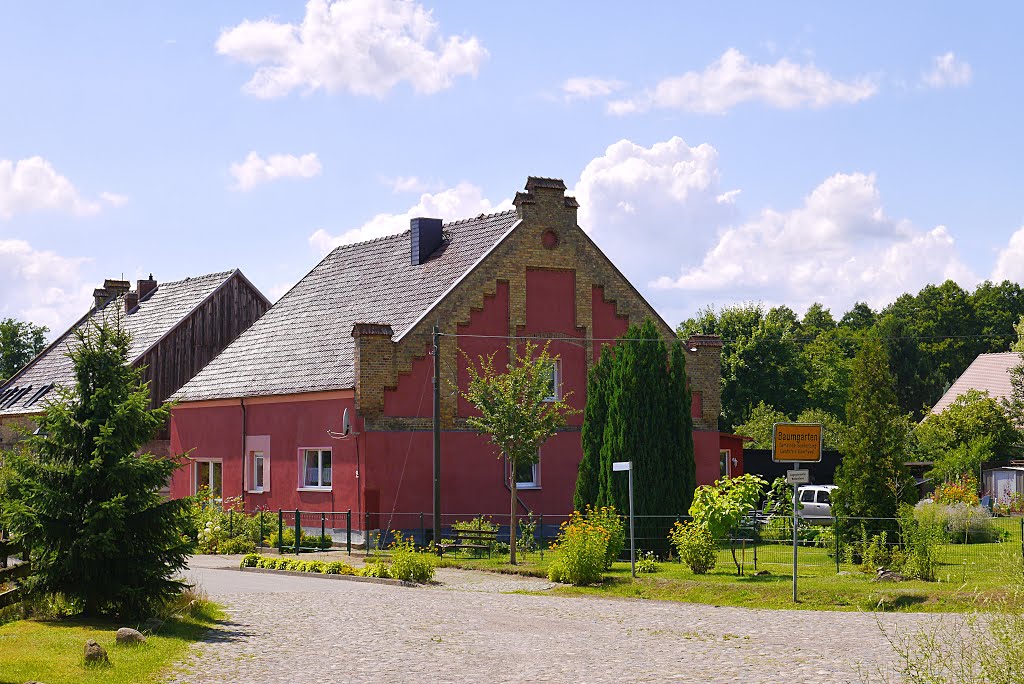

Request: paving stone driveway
left=166, top=555, right=938, bottom=684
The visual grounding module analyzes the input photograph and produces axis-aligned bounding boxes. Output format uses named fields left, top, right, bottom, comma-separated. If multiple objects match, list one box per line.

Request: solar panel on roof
left=25, top=383, right=53, bottom=407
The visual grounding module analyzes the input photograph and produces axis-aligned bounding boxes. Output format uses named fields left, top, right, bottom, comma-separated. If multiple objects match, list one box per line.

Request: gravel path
left=166, top=556, right=938, bottom=683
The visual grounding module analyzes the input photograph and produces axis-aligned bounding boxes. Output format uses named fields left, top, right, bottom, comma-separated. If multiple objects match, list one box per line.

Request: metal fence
left=268, top=509, right=1024, bottom=579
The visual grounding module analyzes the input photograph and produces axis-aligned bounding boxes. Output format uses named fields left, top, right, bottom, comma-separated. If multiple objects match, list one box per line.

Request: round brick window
left=542, top=230, right=559, bottom=249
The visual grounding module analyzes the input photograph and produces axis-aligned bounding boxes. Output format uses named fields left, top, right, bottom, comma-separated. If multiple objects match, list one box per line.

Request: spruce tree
left=833, top=337, right=915, bottom=532
left=573, top=347, right=611, bottom=511
left=6, top=316, right=191, bottom=618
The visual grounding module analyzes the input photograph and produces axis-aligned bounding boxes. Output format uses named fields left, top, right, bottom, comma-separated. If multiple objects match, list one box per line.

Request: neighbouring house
left=0, top=271, right=270, bottom=469
left=168, top=177, right=740, bottom=534
left=930, top=351, right=1020, bottom=414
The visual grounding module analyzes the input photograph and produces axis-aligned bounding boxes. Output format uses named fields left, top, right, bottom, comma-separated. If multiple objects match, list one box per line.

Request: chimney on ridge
left=138, top=274, right=157, bottom=300
left=410, top=218, right=444, bottom=266
left=125, top=290, right=139, bottom=314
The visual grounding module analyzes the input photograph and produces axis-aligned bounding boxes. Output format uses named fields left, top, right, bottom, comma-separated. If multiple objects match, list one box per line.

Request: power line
left=439, top=331, right=1022, bottom=346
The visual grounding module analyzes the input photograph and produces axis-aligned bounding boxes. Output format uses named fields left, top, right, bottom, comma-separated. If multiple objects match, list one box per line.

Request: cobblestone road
left=166, top=556, right=937, bottom=683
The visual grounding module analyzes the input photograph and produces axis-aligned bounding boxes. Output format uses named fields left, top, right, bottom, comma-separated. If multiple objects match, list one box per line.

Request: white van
left=797, top=484, right=836, bottom=524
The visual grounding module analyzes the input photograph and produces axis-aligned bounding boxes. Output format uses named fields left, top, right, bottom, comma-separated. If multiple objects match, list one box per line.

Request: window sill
left=297, top=487, right=333, bottom=492
left=516, top=485, right=541, bottom=490
left=247, top=489, right=266, bottom=494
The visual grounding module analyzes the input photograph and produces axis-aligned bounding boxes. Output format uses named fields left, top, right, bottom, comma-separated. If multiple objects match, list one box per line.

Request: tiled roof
left=0, top=271, right=238, bottom=415
left=930, top=351, right=1021, bottom=414
left=172, top=211, right=519, bottom=402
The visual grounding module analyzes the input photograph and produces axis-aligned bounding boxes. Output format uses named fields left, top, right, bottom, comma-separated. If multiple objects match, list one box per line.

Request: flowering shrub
left=933, top=476, right=980, bottom=507
left=913, top=500, right=1000, bottom=544
left=547, top=511, right=611, bottom=585
left=268, top=527, right=333, bottom=550
left=669, top=521, right=717, bottom=574
left=636, top=550, right=661, bottom=574
left=584, top=505, right=625, bottom=569
left=387, top=534, right=437, bottom=582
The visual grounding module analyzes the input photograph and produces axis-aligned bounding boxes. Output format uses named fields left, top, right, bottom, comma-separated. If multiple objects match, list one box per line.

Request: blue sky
left=3, top=1, right=1023, bottom=337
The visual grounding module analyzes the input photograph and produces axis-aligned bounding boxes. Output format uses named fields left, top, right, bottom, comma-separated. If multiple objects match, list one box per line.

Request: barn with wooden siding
left=0, top=270, right=270, bottom=457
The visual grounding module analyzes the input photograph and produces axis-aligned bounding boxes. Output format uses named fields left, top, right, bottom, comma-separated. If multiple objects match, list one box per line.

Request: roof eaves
left=395, top=218, right=523, bottom=343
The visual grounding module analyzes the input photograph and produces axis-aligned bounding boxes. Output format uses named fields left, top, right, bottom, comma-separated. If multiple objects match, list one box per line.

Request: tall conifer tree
left=579, top=319, right=696, bottom=552
left=574, top=347, right=611, bottom=511
left=6, top=317, right=191, bottom=618
left=833, top=337, right=915, bottom=530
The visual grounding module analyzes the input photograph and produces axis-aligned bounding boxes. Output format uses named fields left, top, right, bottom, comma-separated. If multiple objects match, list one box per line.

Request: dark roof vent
left=410, top=217, right=443, bottom=265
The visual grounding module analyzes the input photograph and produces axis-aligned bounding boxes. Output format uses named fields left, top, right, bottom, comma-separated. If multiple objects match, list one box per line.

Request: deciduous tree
left=462, top=342, right=576, bottom=565
left=0, top=317, right=48, bottom=382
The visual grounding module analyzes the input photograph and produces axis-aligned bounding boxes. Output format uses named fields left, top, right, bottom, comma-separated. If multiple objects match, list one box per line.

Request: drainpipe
left=240, top=398, right=247, bottom=509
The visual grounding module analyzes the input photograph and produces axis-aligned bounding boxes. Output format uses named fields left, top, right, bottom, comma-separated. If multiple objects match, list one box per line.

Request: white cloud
left=922, top=52, right=972, bottom=89
left=562, top=77, right=626, bottom=101
left=309, top=182, right=512, bottom=253
left=216, top=0, right=488, bottom=99
left=651, top=172, right=975, bottom=314
left=572, top=137, right=738, bottom=284
left=389, top=175, right=432, bottom=193
left=229, top=151, right=322, bottom=191
left=0, top=157, right=122, bottom=220
left=992, top=227, right=1024, bottom=282
left=607, top=48, right=878, bottom=115
left=0, top=239, right=92, bottom=334
left=99, top=191, right=129, bottom=207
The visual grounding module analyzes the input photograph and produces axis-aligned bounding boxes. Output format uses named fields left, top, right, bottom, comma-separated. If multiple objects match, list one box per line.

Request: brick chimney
left=93, top=287, right=111, bottom=309
left=138, top=274, right=157, bottom=300
left=103, top=279, right=130, bottom=297
left=513, top=176, right=579, bottom=228
left=125, top=290, right=139, bottom=314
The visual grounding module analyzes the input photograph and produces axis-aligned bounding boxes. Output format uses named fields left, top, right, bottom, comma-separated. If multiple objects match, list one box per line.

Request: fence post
left=365, top=512, right=371, bottom=553
left=321, top=513, right=326, bottom=550
left=419, top=512, right=425, bottom=549
left=277, top=509, right=283, bottom=555
left=346, top=509, right=352, bottom=556
left=294, top=509, right=301, bottom=555
left=834, top=516, right=840, bottom=574
left=538, top=513, right=544, bottom=560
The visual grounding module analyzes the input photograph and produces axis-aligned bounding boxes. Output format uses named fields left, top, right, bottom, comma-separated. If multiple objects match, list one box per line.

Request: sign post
left=612, top=461, right=635, bottom=578
left=773, top=423, right=823, bottom=603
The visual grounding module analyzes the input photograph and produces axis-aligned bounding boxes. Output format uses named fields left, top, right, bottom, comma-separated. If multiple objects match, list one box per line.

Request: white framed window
left=511, top=452, right=540, bottom=489
left=300, top=448, right=332, bottom=490
left=719, top=449, right=731, bottom=479
left=543, top=359, right=561, bottom=402
left=250, top=451, right=266, bottom=493
left=195, top=460, right=223, bottom=498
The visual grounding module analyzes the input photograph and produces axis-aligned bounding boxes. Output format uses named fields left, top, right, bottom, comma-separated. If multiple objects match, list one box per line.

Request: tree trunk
left=510, top=476, right=518, bottom=565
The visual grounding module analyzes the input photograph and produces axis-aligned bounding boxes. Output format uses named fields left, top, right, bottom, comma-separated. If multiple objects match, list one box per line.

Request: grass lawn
left=436, top=531, right=1024, bottom=613
left=0, top=603, right=223, bottom=684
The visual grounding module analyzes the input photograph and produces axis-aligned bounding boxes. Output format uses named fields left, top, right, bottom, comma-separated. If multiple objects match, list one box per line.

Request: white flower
left=214, top=526, right=221, bottom=532
left=206, top=521, right=213, bottom=528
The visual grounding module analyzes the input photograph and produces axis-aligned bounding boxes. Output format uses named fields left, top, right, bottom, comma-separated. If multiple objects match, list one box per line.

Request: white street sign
left=612, top=461, right=631, bottom=471
left=786, top=469, right=810, bottom=485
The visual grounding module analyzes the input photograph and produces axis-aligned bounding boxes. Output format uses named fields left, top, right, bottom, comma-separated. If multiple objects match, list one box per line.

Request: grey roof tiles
left=172, top=211, right=519, bottom=403
left=930, top=351, right=1021, bottom=414
left=0, top=271, right=238, bottom=415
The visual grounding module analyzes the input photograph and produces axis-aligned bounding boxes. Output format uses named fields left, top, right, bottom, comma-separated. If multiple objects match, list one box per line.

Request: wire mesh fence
left=268, top=508, right=1024, bottom=580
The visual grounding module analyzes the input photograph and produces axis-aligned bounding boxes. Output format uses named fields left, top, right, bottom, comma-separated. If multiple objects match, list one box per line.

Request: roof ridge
left=157, top=270, right=235, bottom=287
left=324, top=209, right=519, bottom=255
left=444, top=208, right=517, bottom=227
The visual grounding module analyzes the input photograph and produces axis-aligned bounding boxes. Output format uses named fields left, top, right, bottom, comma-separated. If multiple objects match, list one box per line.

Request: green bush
left=669, top=521, right=717, bottom=574
left=814, top=526, right=837, bottom=557
left=268, top=528, right=332, bottom=550
left=899, top=505, right=943, bottom=581
left=388, top=535, right=436, bottom=582
left=240, top=554, right=261, bottom=568
left=547, top=511, right=610, bottom=585
left=914, top=500, right=1000, bottom=544
left=360, top=560, right=392, bottom=578
left=636, top=550, right=661, bottom=574
left=218, top=537, right=257, bottom=555
left=452, top=516, right=500, bottom=555
left=323, top=561, right=357, bottom=575
left=585, top=505, right=625, bottom=569
left=762, top=516, right=793, bottom=541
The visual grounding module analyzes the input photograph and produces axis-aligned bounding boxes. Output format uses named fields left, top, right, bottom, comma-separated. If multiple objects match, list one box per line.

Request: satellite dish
left=342, top=408, right=351, bottom=436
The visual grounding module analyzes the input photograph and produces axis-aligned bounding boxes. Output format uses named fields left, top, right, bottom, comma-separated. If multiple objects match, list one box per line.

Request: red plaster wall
left=456, top=281, right=509, bottom=417
left=591, top=285, right=629, bottom=361
left=694, top=431, right=723, bottom=486
left=383, top=345, right=434, bottom=417
left=170, top=397, right=361, bottom=515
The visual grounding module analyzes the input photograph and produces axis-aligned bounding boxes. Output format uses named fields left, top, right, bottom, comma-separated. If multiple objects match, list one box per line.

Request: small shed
left=983, top=465, right=1024, bottom=504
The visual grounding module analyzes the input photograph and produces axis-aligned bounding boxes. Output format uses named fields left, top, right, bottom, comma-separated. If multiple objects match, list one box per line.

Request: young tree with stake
left=462, top=342, right=576, bottom=565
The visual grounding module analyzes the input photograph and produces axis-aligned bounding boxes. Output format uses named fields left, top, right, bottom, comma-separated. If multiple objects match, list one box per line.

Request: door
left=994, top=471, right=1016, bottom=503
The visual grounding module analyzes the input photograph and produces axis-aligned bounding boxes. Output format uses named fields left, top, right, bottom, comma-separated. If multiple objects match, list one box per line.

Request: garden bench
left=436, top=529, right=498, bottom=558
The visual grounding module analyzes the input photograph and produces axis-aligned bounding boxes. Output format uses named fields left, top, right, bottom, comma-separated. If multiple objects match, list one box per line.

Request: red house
left=169, top=178, right=741, bottom=533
